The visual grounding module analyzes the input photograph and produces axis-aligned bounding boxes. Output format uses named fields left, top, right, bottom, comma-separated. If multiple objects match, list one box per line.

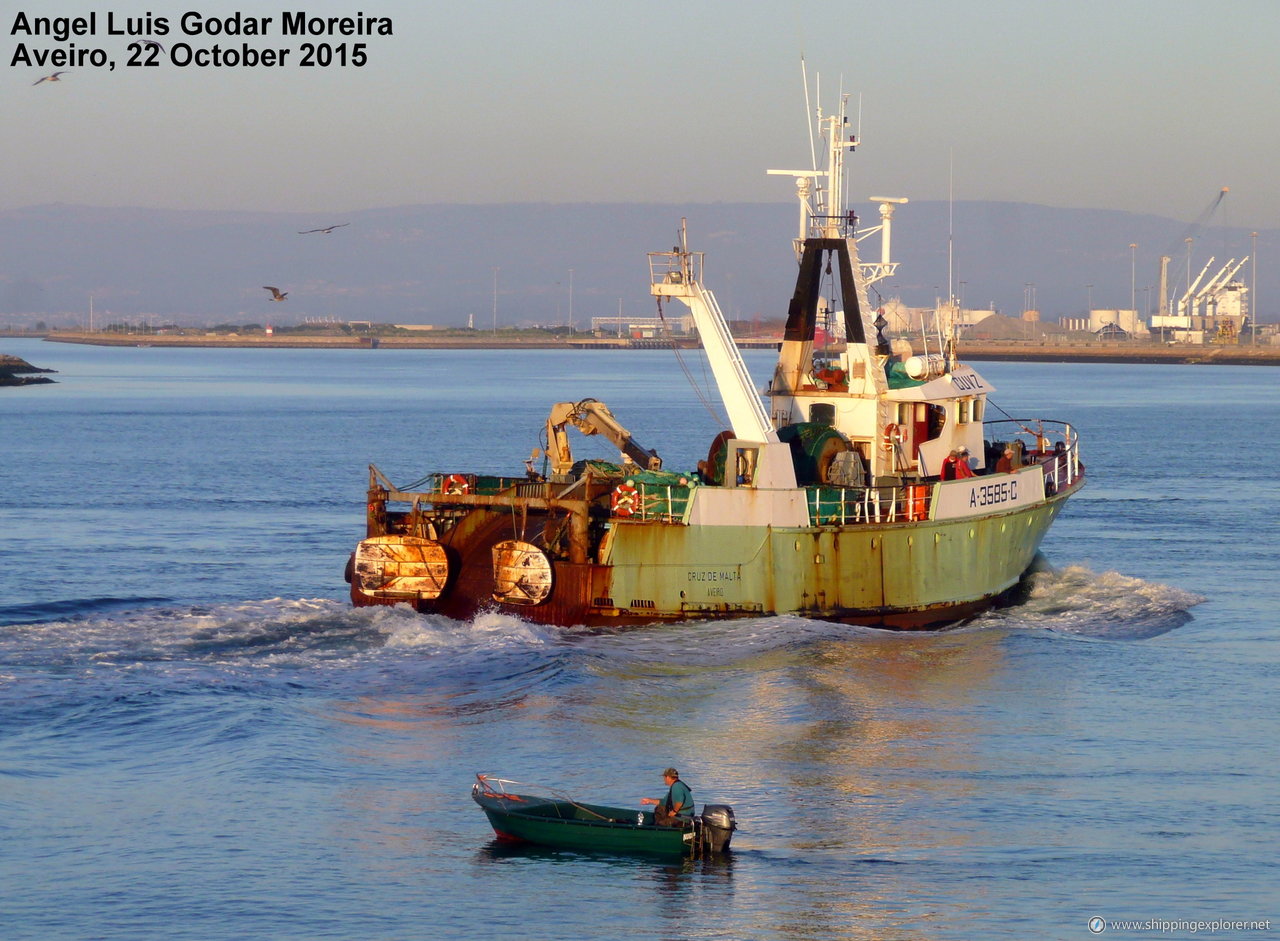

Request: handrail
left=983, top=418, right=1083, bottom=490
left=807, top=481, right=932, bottom=525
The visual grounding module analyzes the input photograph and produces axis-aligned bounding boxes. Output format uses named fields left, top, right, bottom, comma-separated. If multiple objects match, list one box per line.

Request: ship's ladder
left=687, top=281, right=774, bottom=440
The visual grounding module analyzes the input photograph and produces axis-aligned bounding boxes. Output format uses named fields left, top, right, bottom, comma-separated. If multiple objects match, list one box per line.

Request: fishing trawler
left=345, top=94, right=1084, bottom=629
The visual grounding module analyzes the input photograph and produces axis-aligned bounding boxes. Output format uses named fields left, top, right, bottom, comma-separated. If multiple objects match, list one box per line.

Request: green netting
left=575, top=459, right=624, bottom=477
left=636, top=483, right=694, bottom=520
left=885, top=360, right=927, bottom=389
left=809, top=487, right=852, bottom=525
left=578, top=461, right=698, bottom=489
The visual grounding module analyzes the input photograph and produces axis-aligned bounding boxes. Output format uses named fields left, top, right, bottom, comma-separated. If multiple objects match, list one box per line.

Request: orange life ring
left=882, top=423, right=902, bottom=450
left=443, top=473, right=470, bottom=495
left=611, top=481, right=639, bottom=517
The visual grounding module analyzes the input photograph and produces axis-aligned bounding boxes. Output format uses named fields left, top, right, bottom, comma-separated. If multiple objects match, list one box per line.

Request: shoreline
left=5, top=332, right=1279, bottom=365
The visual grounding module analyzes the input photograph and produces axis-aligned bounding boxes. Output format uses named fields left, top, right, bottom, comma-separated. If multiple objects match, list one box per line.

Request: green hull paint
left=599, top=489, right=1070, bottom=625
left=352, top=442, right=1083, bottom=629
left=473, top=793, right=692, bottom=855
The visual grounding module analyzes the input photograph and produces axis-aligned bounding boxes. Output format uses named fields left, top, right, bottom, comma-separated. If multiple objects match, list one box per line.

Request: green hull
left=473, top=791, right=693, bottom=856
left=351, top=434, right=1084, bottom=629
left=600, top=484, right=1071, bottom=627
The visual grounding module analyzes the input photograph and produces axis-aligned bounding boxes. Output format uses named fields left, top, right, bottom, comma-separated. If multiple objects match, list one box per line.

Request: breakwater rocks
left=0, top=354, right=57, bottom=386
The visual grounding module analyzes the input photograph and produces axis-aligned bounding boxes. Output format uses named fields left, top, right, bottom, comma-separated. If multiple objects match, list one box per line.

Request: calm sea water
left=1, top=338, right=1275, bottom=941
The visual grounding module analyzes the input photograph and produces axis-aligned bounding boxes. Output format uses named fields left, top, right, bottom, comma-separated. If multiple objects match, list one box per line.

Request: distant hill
left=1, top=201, right=1273, bottom=327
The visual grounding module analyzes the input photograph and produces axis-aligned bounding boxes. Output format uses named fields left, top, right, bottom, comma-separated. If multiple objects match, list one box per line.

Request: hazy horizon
left=3, top=199, right=1272, bottom=327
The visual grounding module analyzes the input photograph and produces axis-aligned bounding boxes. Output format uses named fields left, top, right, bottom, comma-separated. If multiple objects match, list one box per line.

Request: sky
left=4, top=0, right=1278, bottom=228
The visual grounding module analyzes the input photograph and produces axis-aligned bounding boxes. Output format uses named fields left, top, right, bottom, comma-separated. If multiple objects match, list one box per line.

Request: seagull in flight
left=142, top=39, right=165, bottom=52
left=298, top=223, right=350, bottom=234
left=33, top=72, right=67, bottom=85
left=263, top=286, right=289, bottom=301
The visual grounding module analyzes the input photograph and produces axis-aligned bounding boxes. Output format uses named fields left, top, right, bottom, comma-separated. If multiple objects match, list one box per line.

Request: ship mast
left=767, top=102, right=854, bottom=252
left=767, top=95, right=890, bottom=398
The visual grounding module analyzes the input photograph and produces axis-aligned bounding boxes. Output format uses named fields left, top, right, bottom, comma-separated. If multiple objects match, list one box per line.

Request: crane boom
left=545, top=399, right=662, bottom=476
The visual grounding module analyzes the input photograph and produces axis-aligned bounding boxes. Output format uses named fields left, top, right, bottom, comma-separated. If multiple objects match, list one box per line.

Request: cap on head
left=663, top=767, right=678, bottom=779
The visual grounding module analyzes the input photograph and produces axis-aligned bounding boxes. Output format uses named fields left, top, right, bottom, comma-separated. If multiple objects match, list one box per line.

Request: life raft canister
left=907, top=484, right=928, bottom=521
left=443, top=473, right=470, bottom=494
left=611, top=480, right=639, bottom=517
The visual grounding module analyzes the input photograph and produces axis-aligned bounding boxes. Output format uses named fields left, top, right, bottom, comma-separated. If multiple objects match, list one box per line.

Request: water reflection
left=317, top=619, right=1068, bottom=940
left=471, top=839, right=741, bottom=937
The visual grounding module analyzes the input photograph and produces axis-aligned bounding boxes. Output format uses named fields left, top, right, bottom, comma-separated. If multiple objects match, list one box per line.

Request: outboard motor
left=698, top=804, right=737, bottom=853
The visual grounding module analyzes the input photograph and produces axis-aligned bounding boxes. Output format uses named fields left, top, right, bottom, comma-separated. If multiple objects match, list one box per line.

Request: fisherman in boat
left=640, top=767, right=694, bottom=827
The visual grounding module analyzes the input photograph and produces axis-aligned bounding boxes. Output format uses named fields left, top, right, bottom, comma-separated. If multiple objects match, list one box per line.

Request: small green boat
left=472, top=774, right=736, bottom=857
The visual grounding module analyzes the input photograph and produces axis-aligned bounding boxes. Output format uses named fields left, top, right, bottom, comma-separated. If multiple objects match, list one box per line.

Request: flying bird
left=142, top=39, right=165, bottom=52
left=33, top=72, right=67, bottom=85
left=298, top=223, right=350, bottom=234
left=263, top=286, right=288, bottom=301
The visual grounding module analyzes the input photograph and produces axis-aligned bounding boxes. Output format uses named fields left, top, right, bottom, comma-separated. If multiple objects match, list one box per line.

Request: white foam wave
left=374, top=605, right=555, bottom=650
left=982, top=564, right=1205, bottom=639
left=570, top=613, right=877, bottom=665
left=0, top=597, right=573, bottom=674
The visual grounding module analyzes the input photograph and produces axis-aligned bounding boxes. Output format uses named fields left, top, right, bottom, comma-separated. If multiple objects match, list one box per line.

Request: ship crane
left=1176, top=257, right=1216, bottom=317
left=545, top=398, right=662, bottom=476
left=1193, top=259, right=1239, bottom=304
left=1197, top=257, right=1249, bottom=323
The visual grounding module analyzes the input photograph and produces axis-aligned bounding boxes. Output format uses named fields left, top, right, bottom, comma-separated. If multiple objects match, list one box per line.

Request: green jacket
left=663, top=779, right=694, bottom=818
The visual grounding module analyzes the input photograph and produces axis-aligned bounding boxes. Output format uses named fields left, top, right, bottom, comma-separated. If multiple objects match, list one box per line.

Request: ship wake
left=981, top=563, right=1204, bottom=639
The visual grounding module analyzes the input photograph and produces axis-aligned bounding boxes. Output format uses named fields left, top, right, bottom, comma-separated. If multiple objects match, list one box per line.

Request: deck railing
left=982, top=419, right=1083, bottom=494
left=647, top=249, right=703, bottom=289
left=373, top=418, right=1082, bottom=533
left=807, top=483, right=933, bottom=525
